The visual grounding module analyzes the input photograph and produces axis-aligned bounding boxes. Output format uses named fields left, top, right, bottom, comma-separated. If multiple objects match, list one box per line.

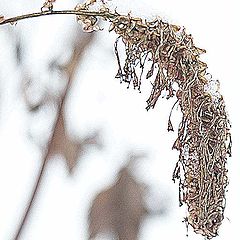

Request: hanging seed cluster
left=110, top=15, right=232, bottom=238
left=75, top=1, right=231, bottom=238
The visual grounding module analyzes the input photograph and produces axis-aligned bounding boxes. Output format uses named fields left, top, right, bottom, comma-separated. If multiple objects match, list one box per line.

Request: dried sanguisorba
left=41, top=0, right=56, bottom=11
left=75, top=1, right=231, bottom=238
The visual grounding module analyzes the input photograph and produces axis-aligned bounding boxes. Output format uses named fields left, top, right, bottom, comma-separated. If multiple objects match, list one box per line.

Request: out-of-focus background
left=0, top=0, right=239, bottom=239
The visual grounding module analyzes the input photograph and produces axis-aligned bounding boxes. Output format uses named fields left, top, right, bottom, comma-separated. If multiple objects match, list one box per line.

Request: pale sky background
left=0, top=0, right=239, bottom=240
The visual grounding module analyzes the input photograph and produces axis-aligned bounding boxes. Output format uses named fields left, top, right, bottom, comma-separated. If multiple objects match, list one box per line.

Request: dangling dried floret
left=109, top=10, right=231, bottom=239
left=74, top=1, right=231, bottom=238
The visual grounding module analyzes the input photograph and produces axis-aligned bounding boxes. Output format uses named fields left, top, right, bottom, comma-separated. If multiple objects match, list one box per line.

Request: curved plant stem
left=0, top=9, right=116, bottom=26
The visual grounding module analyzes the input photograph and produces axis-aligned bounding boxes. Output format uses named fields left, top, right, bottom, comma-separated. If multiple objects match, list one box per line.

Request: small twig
left=13, top=33, right=94, bottom=240
left=0, top=9, right=117, bottom=26
left=13, top=68, right=71, bottom=240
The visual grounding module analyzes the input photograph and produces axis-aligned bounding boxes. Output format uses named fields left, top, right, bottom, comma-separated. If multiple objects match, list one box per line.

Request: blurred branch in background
left=14, top=30, right=101, bottom=240
left=88, top=153, right=169, bottom=240
left=48, top=111, right=102, bottom=174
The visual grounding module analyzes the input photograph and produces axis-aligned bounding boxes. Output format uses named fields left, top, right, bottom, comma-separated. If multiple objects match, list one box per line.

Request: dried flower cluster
left=0, top=15, right=5, bottom=23
left=111, top=14, right=231, bottom=239
left=0, top=0, right=232, bottom=238
left=74, top=2, right=100, bottom=32
left=75, top=1, right=232, bottom=238
left=41, top=0, right=56, bottom=11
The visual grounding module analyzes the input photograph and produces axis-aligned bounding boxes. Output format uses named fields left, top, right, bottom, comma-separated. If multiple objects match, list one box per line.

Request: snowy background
left=0, top=0, right=239, bottom=240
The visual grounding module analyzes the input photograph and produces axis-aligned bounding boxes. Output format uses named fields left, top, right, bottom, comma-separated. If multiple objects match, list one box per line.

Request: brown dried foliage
left=0, top=15, right=5, bottom=23
left=0, top=0, right=231, bottom=238
left=110, top=14, right=231, bottom=239
left=48, top=112, right=101, bottom=174
left=88, top=164, right=147, bottom=240
left=41, top=0, right=56, bottom=11
left=75, top=1, right=232, bottom=238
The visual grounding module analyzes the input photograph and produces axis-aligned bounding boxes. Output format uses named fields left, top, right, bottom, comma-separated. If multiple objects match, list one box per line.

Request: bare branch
left=0, top=9, right=117, bottom=26
left=13, top=32, right=94, bottom=240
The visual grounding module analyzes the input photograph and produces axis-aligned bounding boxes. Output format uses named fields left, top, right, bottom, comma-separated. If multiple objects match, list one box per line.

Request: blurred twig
left=14, top=33, right=94, bottom=240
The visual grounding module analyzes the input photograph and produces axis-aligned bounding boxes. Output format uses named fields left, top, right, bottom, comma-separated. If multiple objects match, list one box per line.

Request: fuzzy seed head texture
left=75, top=1, right=231, bottom=238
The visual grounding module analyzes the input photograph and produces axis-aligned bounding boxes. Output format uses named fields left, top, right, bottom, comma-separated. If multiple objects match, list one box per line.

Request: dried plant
left=88, top=153, right=168, bottom=240
left=0, top=0, right=231, bottom=239
left=41, top=0, right=56, bottom=11
left=88, top=163, right=146, bottom=240
left=48, top=112, right=102, bottom=174
left=13, top=30, right=98, bottom=240
left=108, top=11, right=232, bottom=239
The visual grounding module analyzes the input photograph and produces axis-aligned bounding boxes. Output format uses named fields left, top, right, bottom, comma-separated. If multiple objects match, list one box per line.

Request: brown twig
left=0, top=9, right=116, bottom=26
left=13, top=33, right=94, bottom=240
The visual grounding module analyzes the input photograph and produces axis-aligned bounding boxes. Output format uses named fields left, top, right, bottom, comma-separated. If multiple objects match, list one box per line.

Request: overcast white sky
left=0, top=0, right=240, bottom=240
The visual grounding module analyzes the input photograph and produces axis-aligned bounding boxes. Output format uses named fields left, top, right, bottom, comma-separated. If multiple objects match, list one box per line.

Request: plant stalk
left=13, top=80, right=71, bottom=240
left=0, top=9, right=117, bottom=26
left=13, top=32, right=94, bottom=240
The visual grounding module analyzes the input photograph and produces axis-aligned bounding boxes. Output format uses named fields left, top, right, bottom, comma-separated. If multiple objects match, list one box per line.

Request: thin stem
left=13, top=33, right=94, bottom=240
left=13, top=148, right=47, bottom=240
left=0, top=9, right=117, bottom=26
left=13, top=80, right=70, bottom=240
